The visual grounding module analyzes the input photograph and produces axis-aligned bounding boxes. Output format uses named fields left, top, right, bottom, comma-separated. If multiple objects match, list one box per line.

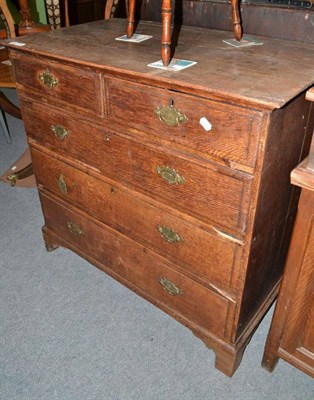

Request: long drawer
left=12, top=52, right=104, bottom=117
left=106, top=77, right=263, bottom=168
left=40, top=191, right=231, bottom=339
left=31, top=147, right=241, bottom=289
left=23, top=100, right=252, bottom=232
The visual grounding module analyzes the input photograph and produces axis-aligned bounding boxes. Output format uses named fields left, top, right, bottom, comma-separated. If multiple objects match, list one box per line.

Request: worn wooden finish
left=13, top=54, right=104, bottom=117
left=6, top=20, right=314, bottom=109
left=107, top=77, right=263, bottom=168
left=20, top=97, right=252, bottom=232
left=262, top=90, right=314, bottom=377
left=30, top=145, right=241, bottom=292
left=4, top=20, right=314, bottom=376
left=262, top=176, right=314, bottom=377
left=40, top=190, right=230, bottom=339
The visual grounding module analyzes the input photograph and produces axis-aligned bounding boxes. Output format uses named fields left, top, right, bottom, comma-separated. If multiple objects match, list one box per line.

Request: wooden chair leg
left=161, top=0, right=172, bottom=66
left=0, top=109, right=12, bottom=144
left=104, top=0, right=115, bottom=20
left=0, top=92, right=22, bottom=120
left=18, top=0, right=34, bottom=28
left=0, top=93, right=34, bottom=186
left=6, top=162, right=34, bottom=186
left=127, top=0, right=136, bottom=38
left=231, top=0, right=243, bottom=41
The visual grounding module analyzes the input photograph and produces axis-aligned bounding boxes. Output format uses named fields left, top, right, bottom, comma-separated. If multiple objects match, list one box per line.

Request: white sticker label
left=9, top=42, right=26, bottom=47
left=199, top=117, right=212, bottom=132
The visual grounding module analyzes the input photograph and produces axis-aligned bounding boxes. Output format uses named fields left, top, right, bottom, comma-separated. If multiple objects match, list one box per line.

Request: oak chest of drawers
left=5, top=19, right=314, bottom=376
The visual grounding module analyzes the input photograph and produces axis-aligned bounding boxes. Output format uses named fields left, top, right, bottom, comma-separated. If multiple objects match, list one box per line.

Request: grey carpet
left=1, top=89, right=313, bottom=400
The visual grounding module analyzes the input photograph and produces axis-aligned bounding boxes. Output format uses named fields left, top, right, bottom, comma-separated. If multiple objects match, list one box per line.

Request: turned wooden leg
left=127, top=0, right=136, bottom=38
left=18, top=0, right=34, bottom=28
left=230, top=0, right=243, bottom=41
left=161, top=0, right=172, bottom=66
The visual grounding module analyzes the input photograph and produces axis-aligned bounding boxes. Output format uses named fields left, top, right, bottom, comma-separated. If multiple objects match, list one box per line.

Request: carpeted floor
left=1, top=89, right=313, bottom=400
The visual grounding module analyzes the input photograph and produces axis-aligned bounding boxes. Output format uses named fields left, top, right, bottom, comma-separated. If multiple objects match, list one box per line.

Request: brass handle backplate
left=157, top=225, right=183, bottom=243
left=159, top=277, right=183, bottom=296
left=154, top=102, right=187, bottom=127
left=51, top=124, right=70, bottom=140
left=39, top=69, right=58, bottom=89
left=58, top=174, right=68, bottom=195
left=67, top=221, right=84, bottom=236
left=156, top=166, right=185, bottom=185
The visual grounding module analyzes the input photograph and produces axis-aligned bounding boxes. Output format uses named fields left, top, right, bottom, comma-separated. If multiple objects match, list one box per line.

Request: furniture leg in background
left=126, top=0, right=243, bottom=66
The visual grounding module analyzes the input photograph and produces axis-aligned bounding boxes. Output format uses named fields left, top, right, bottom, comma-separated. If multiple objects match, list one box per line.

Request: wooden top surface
left=4, top=19, right=314, bottom=109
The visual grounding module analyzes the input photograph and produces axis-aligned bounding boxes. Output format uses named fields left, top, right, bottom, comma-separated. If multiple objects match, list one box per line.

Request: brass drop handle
left=156, top=166, right=185, bottom=185
left=57, top=174, right=68, bottom=195
left=39, top=69, right=58, bottom=89
left=157, top=225, right=183, bottom=243
left=67, top=221, right=84, bottom=236
left=159, top=277, right=183, bottom=296
left=154, top=99, right=188, bottom=127
left=51, top=124, right=70, bottom=140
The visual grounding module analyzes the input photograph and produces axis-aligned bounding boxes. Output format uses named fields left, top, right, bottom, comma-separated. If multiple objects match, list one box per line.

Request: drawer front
left=23, top=101, right=252, bottom=232
left=31, top=147, right=240, bottom=288
left=107, top=78, right=262, bottom=167
left=12, top=53, right=104, bottom=116
left=40, top=192, right=230, bottom=338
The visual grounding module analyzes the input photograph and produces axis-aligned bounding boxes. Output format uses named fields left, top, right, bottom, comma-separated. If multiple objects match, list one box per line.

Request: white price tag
left=199, top=117, right=212, bottom=132
left=9, top=42, right=26, bottom=47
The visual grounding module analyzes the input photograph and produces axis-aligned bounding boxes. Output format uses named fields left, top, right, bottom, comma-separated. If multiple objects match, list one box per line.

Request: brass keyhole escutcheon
left=156, top=166, right=185, bottom=185
left=39, top=69, right=58, bottom=89
left=154, top=99, right=187, bottom=127
left=159, top=277, right=183, bottom=296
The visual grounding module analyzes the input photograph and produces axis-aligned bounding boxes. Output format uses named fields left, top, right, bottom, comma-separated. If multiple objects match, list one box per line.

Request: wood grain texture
left=107, top=77, right=263, bottom=168
left=262, top=189, right=314, bottom=378
left=12, top=53, right=104, bottom=117
left=262, top=116, right=314, bottom=377
left=40, top=190, right=231, bottom=340
left=21, top=98, right=252, bottom=233
left=4, top=19, right=314, bottom=109
left=236, top=93, right=313, bottom=339
left=30, top=146, right=241, bottom=293
left=8, top=19, right=314, bottom=376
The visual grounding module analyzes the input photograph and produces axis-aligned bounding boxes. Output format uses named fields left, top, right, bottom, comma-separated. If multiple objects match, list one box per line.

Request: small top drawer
left=106, top=78, right=263, bottom=168
left=11, top=53, right=104, bottom=117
